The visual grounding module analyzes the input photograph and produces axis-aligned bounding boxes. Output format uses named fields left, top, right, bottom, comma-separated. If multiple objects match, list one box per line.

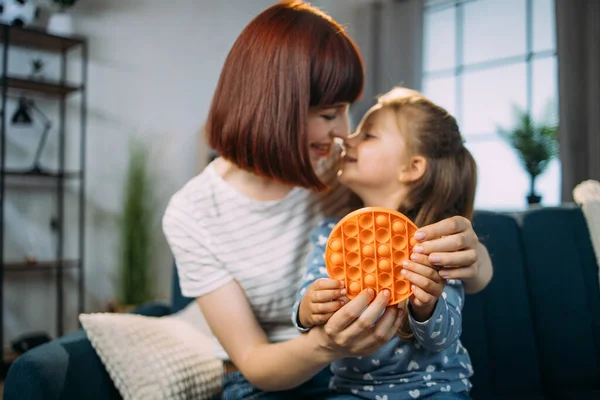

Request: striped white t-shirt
left=162, top=159, right=350, bottom=360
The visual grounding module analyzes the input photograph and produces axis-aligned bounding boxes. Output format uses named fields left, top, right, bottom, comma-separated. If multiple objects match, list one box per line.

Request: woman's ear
left=399, top=155, right=427, bottom=183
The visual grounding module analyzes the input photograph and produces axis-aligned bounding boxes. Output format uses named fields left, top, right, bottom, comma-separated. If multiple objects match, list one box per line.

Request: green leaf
left=497, top=104, right=558, bottom=189
left=117, top=140, right=156, bottom=306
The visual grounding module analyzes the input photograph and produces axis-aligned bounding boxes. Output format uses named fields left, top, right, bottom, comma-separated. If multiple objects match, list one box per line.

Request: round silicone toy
left=325, top=207, right=419, bottom=305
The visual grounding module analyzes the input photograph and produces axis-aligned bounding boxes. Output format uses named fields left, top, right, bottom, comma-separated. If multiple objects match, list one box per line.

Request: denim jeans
left=221, top=368, right=471, bottom=400
left=325, top=394, right=470, bottom=400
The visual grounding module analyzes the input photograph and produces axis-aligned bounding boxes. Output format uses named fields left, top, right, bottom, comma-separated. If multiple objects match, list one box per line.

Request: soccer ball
left=0, top=0, right=41, bottom=28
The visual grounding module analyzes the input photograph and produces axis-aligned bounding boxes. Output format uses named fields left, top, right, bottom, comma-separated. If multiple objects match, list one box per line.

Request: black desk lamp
left=11, top=97, right=52, bottom=175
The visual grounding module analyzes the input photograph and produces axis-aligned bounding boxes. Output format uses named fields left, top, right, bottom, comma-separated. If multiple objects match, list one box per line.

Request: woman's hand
left=409, top=216, right=478, bottom=278
left=409, top=216, right=493, bottom=294
left=310, top=288, right=403, bottom=358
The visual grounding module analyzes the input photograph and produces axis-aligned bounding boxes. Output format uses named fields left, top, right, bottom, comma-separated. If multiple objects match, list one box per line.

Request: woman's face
left=307, top=103, right=350, bottom=165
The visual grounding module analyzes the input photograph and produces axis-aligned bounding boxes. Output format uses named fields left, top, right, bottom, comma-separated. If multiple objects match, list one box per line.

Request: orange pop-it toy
left=325, top=207, right=419, bottom=306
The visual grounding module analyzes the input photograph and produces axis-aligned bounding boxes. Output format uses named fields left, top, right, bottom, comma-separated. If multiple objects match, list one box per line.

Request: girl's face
left=339, top=105, right=413, bottom=195
left=307, top=103, right=350, bottom=165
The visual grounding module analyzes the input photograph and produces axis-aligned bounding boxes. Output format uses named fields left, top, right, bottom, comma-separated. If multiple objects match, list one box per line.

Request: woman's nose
left=330, top=130, right=347, bottom=140
left=330, top=115, right=350, bottom=139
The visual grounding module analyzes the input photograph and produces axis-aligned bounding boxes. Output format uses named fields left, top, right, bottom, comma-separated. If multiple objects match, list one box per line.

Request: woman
left=162, top=2, right=492, bottom=398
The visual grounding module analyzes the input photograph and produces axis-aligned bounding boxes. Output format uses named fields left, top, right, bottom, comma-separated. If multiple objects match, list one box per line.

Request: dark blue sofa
left=4, top=206, right=600, bottom=399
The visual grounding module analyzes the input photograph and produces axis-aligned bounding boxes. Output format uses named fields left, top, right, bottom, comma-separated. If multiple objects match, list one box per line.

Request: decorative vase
left=527, top=193, right=542, bottom=206
left=526, top=175, right=542, bottom=206
left=47, top=12, right=73, bottom=36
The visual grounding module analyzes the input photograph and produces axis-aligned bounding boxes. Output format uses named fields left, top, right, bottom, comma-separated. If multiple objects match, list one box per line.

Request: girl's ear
left=399, top=155, right=427, bottom=183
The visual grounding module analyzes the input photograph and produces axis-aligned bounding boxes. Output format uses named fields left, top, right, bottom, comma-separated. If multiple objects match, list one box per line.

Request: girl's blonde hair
left=376, top=87, right=477, bottom=340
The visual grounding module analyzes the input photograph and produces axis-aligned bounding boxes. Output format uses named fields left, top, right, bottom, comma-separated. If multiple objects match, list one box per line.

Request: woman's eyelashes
left=321, top=106, right=345, bottom=121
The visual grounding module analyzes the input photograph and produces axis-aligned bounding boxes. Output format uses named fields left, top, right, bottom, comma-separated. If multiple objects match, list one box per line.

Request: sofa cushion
left=3, top=302, right=174, bottom=400
left=520, top=207, right=600, bottom=395
left=3, top=329, right=121, bottom=400
left=464, top=211, right=544, bottom=399
left=80, top=312, right=223, bottom=400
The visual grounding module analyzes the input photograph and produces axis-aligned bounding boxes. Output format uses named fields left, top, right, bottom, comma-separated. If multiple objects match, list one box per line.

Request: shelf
left=0, top=23, right=85, bottom=53
left=5, top=169, right=81, bottom=179
left=1, top=76, right=81, bottom=98
left=0, top=21, right=87, bottom=353
left=3, top=259, right=79, bottom=272
left=3, top=169, right=81, bottom=188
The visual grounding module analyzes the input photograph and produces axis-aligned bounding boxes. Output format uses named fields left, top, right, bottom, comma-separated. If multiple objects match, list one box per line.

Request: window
left=422, top=0, right=558, bottom=210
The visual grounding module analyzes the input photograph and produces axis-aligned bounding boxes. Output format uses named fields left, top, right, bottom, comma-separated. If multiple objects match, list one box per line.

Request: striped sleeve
left=162, top=191, right=232, bottom=298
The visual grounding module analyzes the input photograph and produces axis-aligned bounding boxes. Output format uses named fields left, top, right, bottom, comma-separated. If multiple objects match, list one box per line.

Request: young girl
left=294, top=87, right=476, bottom=399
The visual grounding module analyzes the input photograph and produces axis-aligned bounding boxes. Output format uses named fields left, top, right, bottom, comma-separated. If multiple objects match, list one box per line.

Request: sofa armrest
left=4, top=329, right=120, bottom=400
left=3, top=302, right=173, bottom=400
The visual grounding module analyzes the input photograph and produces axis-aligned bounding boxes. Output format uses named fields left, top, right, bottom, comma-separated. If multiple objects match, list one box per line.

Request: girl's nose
left=344, top=131, right=363, bottom=147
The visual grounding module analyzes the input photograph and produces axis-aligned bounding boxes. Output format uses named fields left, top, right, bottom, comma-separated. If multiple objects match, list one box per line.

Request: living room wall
left=72, top=0, right=281, bottom=308
left=3, top=0, right=375, bottom=349
left=3, top=0, right=301, bottom=347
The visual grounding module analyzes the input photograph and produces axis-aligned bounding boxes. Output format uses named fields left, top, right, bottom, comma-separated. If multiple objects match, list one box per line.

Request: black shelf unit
left=0, top=23, right=87, bottom=374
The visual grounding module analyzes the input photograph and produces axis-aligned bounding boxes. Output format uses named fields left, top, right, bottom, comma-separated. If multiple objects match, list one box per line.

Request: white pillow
left=80, top=311, right=223, bottom=400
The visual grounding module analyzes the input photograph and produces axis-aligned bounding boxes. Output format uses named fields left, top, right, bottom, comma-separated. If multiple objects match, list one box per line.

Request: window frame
left=422, top=0, right=559, bottom=209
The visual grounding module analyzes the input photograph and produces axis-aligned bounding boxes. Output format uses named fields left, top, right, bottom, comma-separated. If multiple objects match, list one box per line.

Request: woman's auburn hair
left=206, top=1, right=364, bottom=191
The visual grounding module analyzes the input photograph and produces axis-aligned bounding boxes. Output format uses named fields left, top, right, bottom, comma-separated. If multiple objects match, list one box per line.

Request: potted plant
left=499, top=105, right=558, bottom=206
left=47, top=0, right=78, bottom=35
left=110, top=141, right=156, bottom=312
left=29, top=58, right=45, bottom=80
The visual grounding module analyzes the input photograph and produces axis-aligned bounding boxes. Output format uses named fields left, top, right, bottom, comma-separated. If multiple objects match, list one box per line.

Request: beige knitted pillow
left=80, top=312, right=223, bottom=400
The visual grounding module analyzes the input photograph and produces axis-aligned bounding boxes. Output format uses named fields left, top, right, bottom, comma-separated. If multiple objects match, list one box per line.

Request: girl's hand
left=298, top=278, right=347, bottom=328
left=410, top=216, right=479, bottom=280
left=401, top=260, right=445, bottom=321
left=312, top=289, right=404, bottom=358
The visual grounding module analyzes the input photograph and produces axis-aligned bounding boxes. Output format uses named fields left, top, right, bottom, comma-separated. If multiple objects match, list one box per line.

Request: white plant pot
left=47, top=12, right=73, bottom=36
